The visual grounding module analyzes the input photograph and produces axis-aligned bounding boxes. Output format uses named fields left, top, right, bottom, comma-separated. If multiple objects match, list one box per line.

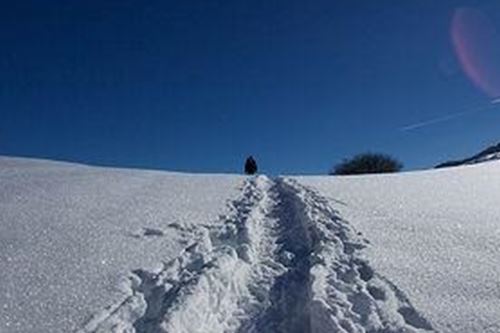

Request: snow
left=1, top=156, right=500, bottom=333
left=84, top=176, right=284, bottom=333
left=0, top=156, right=244, bottom=333
left=468, top=151, right=500, bottom=164
left=277, top=179, right=434, bottom=333
left=294, top=162, right=500, bottom=333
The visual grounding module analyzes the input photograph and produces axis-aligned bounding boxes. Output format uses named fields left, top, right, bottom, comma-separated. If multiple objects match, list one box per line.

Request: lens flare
left=451, top=8, right=500, bottom=98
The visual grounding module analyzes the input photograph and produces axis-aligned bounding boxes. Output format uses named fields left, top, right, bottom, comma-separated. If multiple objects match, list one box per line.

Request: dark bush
left=331, top=153, right=403, bottom=175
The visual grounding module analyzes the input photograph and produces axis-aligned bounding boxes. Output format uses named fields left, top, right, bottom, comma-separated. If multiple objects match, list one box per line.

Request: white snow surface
left=0, top=157, right=244, bottom=333
left=294, top=162, right=500, bottom=333
left=1, top=156, right=500, bottom=333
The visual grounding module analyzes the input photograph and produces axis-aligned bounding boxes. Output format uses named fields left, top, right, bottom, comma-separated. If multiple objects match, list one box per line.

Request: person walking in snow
left=244, top=156, right=258, bottom=175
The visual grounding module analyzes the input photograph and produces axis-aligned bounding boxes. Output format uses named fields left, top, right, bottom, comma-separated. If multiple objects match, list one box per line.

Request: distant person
left=244, top=156, right=258, bottom=175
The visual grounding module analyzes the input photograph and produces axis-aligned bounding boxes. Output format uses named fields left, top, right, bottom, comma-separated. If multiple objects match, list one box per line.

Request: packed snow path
left=81, top=176, right=435, bottom=333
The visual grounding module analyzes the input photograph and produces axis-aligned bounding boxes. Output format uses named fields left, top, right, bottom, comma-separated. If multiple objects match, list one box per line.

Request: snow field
left=3, top=156, right=500, bottom=332
left=83, top=176, right=436, bottom=332
left=0, top=157, right=243, bottom=333
left=80, top=176, right=285, bottom=333
left=294, top=162, right=500, bottom=333
left=283, top=179, right=434, bottom=333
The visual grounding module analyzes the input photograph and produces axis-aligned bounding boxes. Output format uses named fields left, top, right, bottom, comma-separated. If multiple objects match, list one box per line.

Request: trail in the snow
left=245, top=179, right=316, bottom=333
left=79, top=176, right=284, bottom=333
left=79, top=176, right=435, bottom=333
left=280, top=178, right=435, bottom=333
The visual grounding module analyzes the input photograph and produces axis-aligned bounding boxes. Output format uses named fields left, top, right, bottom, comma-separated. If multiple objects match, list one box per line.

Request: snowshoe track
left=80, top=176, right=281, bottom=333
left=281, top=179, right=435, bottom=333
left=79, top=176, right=435, bottom=333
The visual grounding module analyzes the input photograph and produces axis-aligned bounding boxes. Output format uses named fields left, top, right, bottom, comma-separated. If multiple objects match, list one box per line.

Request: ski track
left=78, top=176, right=436, bottom=333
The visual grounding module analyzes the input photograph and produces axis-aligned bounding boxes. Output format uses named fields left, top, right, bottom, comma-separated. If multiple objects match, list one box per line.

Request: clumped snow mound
left=294, top=162, right=500, bottom=333
left=0, top=157, right=244, bottom=333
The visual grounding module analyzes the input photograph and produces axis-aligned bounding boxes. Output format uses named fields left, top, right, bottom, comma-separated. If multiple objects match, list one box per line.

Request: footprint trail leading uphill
left=80, top=176, right=435, bottom=333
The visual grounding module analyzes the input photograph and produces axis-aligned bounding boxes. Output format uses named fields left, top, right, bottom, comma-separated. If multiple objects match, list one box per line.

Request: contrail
left=490, top=97, right=500, bottom=104
left=399, top=100, right=499, bottom=132
left=400, top=111, right=471, bottom=131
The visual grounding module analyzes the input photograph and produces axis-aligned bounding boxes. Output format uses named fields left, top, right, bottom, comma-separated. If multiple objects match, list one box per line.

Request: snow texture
left=295, top=161, right=500, bottom=333
left=0, top=157, right=244, bottom=333
left=78, top=176, right=433, bottom=333
left=1, top=156, right=499, bottom=332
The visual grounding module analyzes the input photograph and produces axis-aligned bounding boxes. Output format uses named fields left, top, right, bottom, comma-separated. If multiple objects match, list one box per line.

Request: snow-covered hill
left=296, top=163, right=500, bottom=333
left=436, top=142, right=500, bottom=168
left=1, top=156, right=499, bottom=333
left=0, top=157, right=244, bottom=333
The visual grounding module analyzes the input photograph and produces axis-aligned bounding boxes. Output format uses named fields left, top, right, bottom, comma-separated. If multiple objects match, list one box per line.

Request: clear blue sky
left=2, top=0, right=500, bottom=174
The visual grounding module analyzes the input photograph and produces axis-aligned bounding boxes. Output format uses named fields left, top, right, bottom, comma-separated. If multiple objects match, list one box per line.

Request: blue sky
left=2, top=0, right=500, bottom=174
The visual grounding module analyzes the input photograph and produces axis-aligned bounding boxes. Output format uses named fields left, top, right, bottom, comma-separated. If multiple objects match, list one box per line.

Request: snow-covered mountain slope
left=1, top=156, right=499, bottom=333
left=436, top=142, right=500, bottom=168
left=81, top=176, right=431, bottom=333
left=0, top=157, right=244, bottom=333
left=294, top=162, right=500, bottom=333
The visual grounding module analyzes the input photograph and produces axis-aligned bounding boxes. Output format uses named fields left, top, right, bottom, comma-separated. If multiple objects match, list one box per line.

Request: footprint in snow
left=129, top=227, right=165, bottom=239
